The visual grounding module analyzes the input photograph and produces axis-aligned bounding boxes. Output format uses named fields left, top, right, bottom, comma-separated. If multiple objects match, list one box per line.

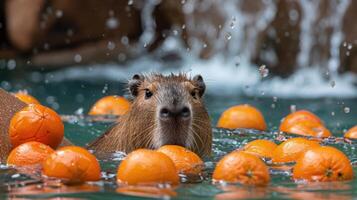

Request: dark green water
left=0, top=68, right=357, bottom=199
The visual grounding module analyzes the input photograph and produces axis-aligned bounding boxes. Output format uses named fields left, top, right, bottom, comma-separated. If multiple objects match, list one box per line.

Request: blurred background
left=0, top=0, right=356, bottom=72
left=0, top=0, right=356, bottom=122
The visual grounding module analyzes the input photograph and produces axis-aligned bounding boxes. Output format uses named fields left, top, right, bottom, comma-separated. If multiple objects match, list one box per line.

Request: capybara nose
left=160, top=106, right=191, bottom=120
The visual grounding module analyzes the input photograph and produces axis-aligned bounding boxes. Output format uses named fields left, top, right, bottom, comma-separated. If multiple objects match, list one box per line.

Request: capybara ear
left=129, top=74, right=144, bottom=97
left=193, top=75, right=206, bottom=97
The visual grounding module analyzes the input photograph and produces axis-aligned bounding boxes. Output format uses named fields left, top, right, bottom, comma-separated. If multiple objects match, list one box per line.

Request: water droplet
left=43, top=43, right=50, bottom=50
left=173, top=30, right=178, bottom=35
left=289, top=9, right=299, bottom=22
left=230, top=22, right=235, bottom=29
left=273, top=96, right=278, bottom=102
left=259, top=65, right=269, bottom=78
left=182, top=24, right=186, bottom=29
left=74, top=54, right=82, bottom=63
left=343, top=42, right=347, bottom=47
left=118, top=53, right=126, bottom=61
left=107, top=41, right=116, bottom=50
left=230, top=18, right=236, bottom=29
left=51, top=102, right=60, bottom=110
left=46, top=96, right=56, bottom=104
left=67, top=29, right=74, bottom=37
left=55, top=10, right=63, bottom=18
left=225, top=33, right=232, bottom=41
left=331, top=111, right=335, bottom=116
left=7, top=59, right=16, bottom=70
left=121, top=36, right=129, bottom=45
left=203, top=43, right=207, bottom=48
left=344, top=107, right=350, bottom=113
left=347, top=44, right=353, bottom=50
left=181, top=0, right=186, bottom=4
left=128, top=0, right=134, bottom=5
left=290, top=105, right=296, bottom=113
left=271, top=103, right=276, bottom=109
left=106, top=17, right=119, bottom=29
left=330, top=80, right=335, bottom=88
left=102, top=84, right=108, bottom=94
left=1, top=81, right=11, bottom=90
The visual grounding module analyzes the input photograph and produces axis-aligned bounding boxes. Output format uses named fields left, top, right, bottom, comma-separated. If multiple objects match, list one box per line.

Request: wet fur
left=88, top=73, right=212, bottom=156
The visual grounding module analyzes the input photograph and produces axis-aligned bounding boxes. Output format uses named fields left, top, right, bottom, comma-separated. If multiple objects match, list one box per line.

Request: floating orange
left=293, top=146, right=354, bottom=182
left=9, top=104, right=64, bottom=149
left=217, top=104, right=267, bottom=131
left=271, top=138, right=320, bottom=163
left=13, top=91, right=40, bottom=104
left=7, top=141, right=54, bottom=166
left=117, top=149, right=179, bottom=185
left=157, top=145, right=204, bottom=175
left=284, top=120, right=331, bottom=138
left=280, top=110, right=323, bottom=132
left=89, top=95, right=131, bottom=116
left=243, top=139, right=277, bottom=159
left=344, top=125, right=357, bottom=139
left=212, top=151, right=270, bottom=186
left=43, top=146, right=101, bottom=183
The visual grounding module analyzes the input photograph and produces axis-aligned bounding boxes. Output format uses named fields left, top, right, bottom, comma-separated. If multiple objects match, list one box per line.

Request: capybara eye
left=191, top=90, right=197, bottom=99
left=145, top=89, right=153, bottom=99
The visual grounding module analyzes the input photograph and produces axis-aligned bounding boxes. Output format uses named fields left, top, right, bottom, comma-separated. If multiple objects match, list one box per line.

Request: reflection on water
left=8, top=182, right=100, bottom=196
left=116, top=185, right=177, bottom=199
left=1, top=123, right=357, bottom=199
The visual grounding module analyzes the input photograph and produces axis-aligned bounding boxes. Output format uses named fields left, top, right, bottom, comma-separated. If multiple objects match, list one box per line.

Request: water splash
left=326, top=0, right=351, bottom=76
left=47, top=55, right=357, bottom=98
left=297, top=0, right=320, bottom=68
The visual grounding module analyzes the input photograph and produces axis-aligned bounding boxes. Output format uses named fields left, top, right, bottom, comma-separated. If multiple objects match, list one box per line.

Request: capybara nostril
left=160, top=108, right=171, bottom=118
left=159, top=106, right=191, bottom=119
left=180, top=106, right=191, bottom=118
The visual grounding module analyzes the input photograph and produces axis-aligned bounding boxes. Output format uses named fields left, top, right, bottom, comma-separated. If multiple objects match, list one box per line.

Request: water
left=0, top=67, right=356, bottom=199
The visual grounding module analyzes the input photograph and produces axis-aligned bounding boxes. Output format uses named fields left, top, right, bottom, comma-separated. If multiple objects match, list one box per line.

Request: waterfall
left=297, top=0, right=320, bottom=68
left=45, top=0, right=357, bottom=98
left=326, top=0, right=350, bottom=76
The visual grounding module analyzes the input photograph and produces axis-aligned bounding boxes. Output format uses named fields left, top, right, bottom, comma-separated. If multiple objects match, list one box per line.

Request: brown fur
left=88, top=73, right=212, bottom=157
left=0, top=89, right=72, bottom=163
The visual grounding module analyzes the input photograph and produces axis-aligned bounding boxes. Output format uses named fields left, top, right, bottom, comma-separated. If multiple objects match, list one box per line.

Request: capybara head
left=127, top=73, right=212, bottom=156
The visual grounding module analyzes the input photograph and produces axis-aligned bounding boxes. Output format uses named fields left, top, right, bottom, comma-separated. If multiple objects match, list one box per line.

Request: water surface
left=1, top=68, right=356, bottom=199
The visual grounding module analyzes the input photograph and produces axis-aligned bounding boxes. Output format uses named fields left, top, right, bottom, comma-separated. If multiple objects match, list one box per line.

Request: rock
left=5, top=0, right=45, bottom=51
left=5, top=0, right=142, bottom=51
left=340, top=0, right=357, bottom=74
left=253, top=0, right=301, bottom=77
